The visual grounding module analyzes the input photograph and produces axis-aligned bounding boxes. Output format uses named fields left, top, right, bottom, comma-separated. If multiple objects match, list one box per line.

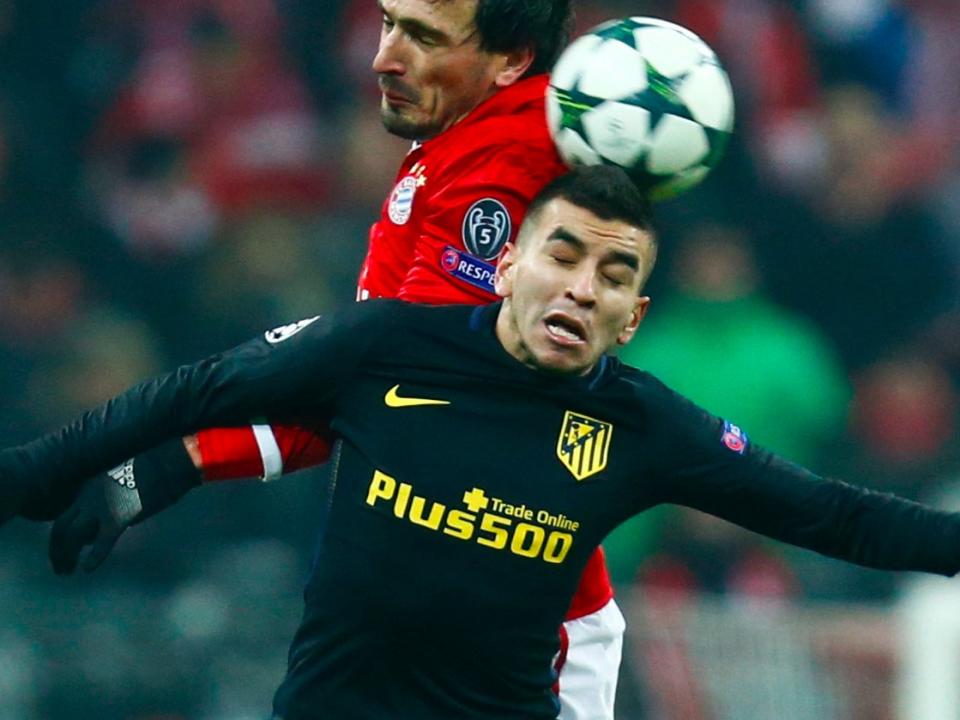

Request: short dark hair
left=524, top=165, right=656, bottom=240
left=474, top=0, right=573, bottom=77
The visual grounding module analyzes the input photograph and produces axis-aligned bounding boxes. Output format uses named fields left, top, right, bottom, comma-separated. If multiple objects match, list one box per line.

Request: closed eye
left=412, top=30, right=439, bottom=47
left=601, top=255, right=638, bottom=287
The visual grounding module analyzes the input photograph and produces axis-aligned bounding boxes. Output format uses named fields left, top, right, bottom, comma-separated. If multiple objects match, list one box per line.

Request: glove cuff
left=129, top=438, right=202, bottom=521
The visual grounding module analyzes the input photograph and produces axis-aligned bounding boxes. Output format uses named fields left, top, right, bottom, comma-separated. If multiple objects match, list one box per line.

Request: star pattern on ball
left=553, top=86, right=595, bottom=139
left=547, top=16, right=735, bottom=198
left=629, top=63, right=695, bottom=131
left=592, top=17, right=643, bottom=47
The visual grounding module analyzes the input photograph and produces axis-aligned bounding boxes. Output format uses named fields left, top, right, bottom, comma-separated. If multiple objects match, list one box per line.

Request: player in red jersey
left=50, top=2, right=623, bottom=717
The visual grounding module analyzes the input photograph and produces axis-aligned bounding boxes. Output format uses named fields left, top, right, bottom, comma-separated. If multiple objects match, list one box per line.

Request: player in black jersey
left=3, top=166, right=960, bottom=720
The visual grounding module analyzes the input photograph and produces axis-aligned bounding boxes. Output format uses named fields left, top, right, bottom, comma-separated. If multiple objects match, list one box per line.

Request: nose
left=372, top=26, right=405, bottom=75
left=565, top=268, right=597, bottom=307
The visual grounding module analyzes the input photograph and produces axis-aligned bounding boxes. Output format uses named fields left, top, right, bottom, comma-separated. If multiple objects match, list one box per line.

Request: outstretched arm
left=47, top=425, right=336, bottom=574
left=667, top=448, right=960, bottom=576
left=0, top=304, right=381, bottom=535
left=653, top=393, right=960, bottom=577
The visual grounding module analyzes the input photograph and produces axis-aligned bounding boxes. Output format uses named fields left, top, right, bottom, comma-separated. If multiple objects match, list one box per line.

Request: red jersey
left=358, top=75, right=566, bottom=304
left=196, top=75, right=613, bottom=620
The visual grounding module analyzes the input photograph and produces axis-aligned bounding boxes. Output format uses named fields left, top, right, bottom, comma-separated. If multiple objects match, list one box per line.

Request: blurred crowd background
left=1, top=0, right=958, bottom=717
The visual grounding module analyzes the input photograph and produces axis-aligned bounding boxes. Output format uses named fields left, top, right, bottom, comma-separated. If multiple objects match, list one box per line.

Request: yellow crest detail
left=556, top=411, right=613, bottom=481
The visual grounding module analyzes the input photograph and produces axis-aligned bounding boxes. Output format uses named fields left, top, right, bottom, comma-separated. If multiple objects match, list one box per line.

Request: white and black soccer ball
left=547, top=17, right=735, bottom=201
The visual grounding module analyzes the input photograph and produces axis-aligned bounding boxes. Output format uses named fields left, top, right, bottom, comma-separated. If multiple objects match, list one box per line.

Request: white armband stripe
left=252, top=424, right=283, bottom=481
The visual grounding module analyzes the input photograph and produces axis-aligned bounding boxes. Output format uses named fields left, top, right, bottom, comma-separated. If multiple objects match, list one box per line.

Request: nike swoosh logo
left=384, top=384, right=451, bottom=408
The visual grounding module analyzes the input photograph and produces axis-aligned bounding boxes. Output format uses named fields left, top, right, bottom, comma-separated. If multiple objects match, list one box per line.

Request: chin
left=532, top=350, right=592, bottom=376
left=379, top=107, right=434, bottom=141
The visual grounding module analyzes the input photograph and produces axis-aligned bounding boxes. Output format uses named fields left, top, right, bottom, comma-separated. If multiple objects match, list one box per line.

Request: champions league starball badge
left=462, top=198, right=511, bottom=259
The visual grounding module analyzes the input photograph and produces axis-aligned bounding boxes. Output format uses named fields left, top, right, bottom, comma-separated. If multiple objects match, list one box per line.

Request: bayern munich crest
left=388, top=175, right=418, bottom=225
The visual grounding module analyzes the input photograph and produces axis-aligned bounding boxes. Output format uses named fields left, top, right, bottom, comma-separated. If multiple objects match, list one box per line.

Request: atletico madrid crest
left=556, top=411, right=613, bottom=481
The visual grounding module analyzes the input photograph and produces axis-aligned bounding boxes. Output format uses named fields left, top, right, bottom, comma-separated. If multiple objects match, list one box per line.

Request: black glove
left=49, top=438, right=201, bottom=575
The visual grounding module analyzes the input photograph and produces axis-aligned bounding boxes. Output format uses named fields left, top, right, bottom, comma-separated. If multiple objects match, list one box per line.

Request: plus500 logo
left=365, top=470, right=576, bottom=564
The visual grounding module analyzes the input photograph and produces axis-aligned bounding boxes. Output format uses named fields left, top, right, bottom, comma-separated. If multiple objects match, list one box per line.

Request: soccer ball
left=547, top=17, right=735, bottom=201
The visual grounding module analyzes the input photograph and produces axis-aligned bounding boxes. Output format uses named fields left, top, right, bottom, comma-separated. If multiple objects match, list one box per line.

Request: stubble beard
left=379, top=103, right=444, bottom=141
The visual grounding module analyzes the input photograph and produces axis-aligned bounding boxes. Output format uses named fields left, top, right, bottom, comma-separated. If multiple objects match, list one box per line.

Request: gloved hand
left=48, top=438, right=201, bottom=575
left=48, top=460, right=144, bottom=574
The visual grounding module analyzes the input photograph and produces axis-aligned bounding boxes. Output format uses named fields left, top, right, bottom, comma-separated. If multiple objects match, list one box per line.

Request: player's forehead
left=379, top=0, right=478, bottom=36
left=532, top=198, right=652, bottom=258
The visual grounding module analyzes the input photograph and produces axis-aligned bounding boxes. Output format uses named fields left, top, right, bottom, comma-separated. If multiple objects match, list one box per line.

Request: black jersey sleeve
left=652, top=390, right=960, bottom=576
left=6, top=301, right=388, bottom=518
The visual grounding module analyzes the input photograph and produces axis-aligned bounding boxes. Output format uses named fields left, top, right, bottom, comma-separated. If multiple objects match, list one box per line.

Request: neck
left=494, top=300, right=529, bottom=367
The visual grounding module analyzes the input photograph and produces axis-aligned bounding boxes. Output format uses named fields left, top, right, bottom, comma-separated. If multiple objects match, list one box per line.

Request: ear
left=494, top=242, right=519, bottom=298
left=616, top=297, right=651, bottom=346
left=494, top=46, right=534, bottom=88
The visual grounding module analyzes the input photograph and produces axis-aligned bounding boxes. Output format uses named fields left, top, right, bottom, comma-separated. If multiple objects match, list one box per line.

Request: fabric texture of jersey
left=15, top=300, right=960, bottom=719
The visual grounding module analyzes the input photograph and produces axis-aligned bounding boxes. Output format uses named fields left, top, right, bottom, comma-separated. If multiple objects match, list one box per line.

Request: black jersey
left=11, top=300, right=960, bottom=719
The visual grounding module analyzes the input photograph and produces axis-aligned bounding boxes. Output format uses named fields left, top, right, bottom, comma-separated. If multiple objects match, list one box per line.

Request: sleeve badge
left=720, top=420, right=749, bottom=455
left=462, top=198, right=512, bottom=259
left=265, top=316, right=321, bottom=344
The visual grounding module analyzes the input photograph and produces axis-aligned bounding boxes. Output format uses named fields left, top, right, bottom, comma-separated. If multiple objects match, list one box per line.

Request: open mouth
left=544, top=312, right=587, bottom=346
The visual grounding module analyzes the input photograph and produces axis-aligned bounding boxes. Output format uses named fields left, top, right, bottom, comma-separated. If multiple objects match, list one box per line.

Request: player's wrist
left=129, top=438, right=203, bottom=521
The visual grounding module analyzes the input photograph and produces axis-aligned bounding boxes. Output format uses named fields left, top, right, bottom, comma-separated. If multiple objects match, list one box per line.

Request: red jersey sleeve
left=398, top=145, right=559, bottom=304
left=196, top=424, right=334, bottom=482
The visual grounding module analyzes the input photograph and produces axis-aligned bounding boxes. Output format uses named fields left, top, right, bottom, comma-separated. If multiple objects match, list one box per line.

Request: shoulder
left=312, top=298, right=402, bottom=336
left=428, top=80, right=565, bottom=195
left=447, top=122, right=558, bottom=174
left=347, top=299, right=477, bottom=337
left=261, top=300, right=403, bottom=357
left=607, top=359, right=725, bottom=436
left=345, top=301, right=492, bottom=372
left=606, top=359, right=675, bottom=402
left=430, top=141, right=562, bottom=203
left=260, top=301, right=479, bottom=375
left=600, top=361, right=755, bottom=479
